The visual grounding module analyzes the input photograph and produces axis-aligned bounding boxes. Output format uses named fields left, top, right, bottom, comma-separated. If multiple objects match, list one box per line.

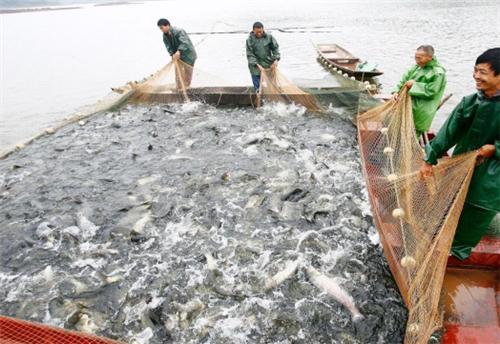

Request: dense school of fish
left=0, top=102, right=407, bottom=343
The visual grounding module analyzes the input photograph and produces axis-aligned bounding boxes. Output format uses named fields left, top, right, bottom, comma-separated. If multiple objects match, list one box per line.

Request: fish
left=203, top=253, right=245, bottom=300
left=295, top=230, right=319, bottom=251
left=245, top=194, right=266, bottom=209
left=76, top=213, right=99, bottom=239
left=265, top=257, right=302, bottom=291
left=171, top=299, right=205, bottom=329
left=306, top=266, right=364, bottom=322
left=280, top=201, right=303, bottom=221
left=75, top=313, right=98, bottom=333
left=204, top=253, right=217, bottom=271
left=172, top=299, right=205, bottom=315
left=132, top=212, right=151, bottom=235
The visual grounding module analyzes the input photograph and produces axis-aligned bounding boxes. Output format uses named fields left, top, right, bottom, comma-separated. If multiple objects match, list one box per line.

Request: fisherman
left=157, top=18, right=197, bottom=89
left=420, top=48, right=500, bottom=260
left=246, top=21, right=281, bottom=92
left=392, top=45, right=447, bottom=137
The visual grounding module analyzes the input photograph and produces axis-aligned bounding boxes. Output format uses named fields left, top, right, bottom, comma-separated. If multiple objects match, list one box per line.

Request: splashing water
left=0, top=102, right=406, bottom=343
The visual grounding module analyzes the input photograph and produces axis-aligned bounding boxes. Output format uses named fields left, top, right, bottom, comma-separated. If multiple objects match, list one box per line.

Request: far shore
left=0, top=6, right=81, bottom=14
left=0, top=1, right=145, bottom=14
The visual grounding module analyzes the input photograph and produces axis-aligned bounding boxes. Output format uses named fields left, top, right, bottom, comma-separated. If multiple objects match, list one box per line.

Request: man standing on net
left=392, top=45, right=447, bottom=137
left=246, top=21, right=280, bottom=92
left=420, top=48, right=500, bottom=260
left=157, top=18, right=197, bottom=89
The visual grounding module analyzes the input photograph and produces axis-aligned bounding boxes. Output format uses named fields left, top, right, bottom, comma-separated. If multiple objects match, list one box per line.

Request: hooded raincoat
left=393, top=57, right=447, bottom=134
left=424, top=91, right=500, bottom=259
left=163, top=27, right=197, bottom=66
left=246, top=32, right=280, bottom=76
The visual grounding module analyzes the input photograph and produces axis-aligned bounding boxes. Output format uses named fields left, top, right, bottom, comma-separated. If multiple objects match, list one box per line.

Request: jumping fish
left=204, top=253, right=217, bottom=271
left=76, top=213, right=99, bottom=239
left=264, top=257, right=302, bottom=291
left=306, top=266, right=364, bottom=322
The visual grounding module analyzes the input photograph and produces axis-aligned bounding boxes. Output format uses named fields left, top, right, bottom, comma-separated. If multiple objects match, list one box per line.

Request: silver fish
left=265, top=257, right=302, bottom=290
left=306, top=266, right=364, bottom=322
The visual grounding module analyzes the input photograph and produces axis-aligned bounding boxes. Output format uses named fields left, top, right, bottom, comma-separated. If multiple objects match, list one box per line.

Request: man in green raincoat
left=392, top=45, right=447, bottom=136
left=246, top=21, right=280, bottom=91
left=157, top=18, right=197, bottom=88
left=420, top=48, right=500, bottom=260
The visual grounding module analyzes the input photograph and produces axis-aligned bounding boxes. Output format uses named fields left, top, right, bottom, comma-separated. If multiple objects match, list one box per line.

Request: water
left=1, top=0, right=499, bottom=153
left=0, top=102, right=407, bottom=343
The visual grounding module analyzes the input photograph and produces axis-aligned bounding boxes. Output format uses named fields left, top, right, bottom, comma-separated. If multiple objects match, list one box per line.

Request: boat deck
left=442, top=236, right=499, bottom=344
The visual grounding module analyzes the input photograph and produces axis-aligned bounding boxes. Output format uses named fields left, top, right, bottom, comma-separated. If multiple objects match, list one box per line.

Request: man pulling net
left=420, top=47, right=499, bottom=260
left=157, top=18, right=197, bottom=91
left=245, top=21, right=280, bottom=93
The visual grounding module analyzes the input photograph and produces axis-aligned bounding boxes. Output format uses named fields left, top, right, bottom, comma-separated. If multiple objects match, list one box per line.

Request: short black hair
left=416, top=45, right=434, bottom=57
left=476, top=48, right=500, bottom=76
left=253, top=21, right=264, bottom=29
left=157, top=18, right=170, bottom=27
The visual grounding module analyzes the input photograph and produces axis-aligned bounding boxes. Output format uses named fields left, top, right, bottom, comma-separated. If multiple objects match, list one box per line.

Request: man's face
left=159, top=25, right=170, bottom=34
left=473, top=63, right=500, bottom=92
left=414, top=50, right=433, bottom=67
left=253, top=27, right=264, bottom=38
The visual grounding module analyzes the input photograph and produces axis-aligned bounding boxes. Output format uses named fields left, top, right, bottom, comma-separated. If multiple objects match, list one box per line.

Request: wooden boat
left=316, top=44, right=383, bottom=79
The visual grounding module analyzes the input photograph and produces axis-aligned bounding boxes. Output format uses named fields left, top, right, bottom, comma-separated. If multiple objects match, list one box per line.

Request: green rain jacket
left=424, top=91, right=500, bottom=212
left=162, top=27, right=197, bottom=66
left=246, top=32, right=280, bottom=76
left=393, top=57, right=447, bottom=133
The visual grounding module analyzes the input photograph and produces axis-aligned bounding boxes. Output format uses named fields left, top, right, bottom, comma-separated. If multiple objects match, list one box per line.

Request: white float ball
left=392, top=208, right=405, bottom=219
left=401, top=256, right=416, bottom=268
left=45, top=128, right=55, bottom=134
left=387, top=174, right=398, bottom=182
left=407, top=323, right=420, bottom=334
left=380, top=127, right=389, bottom=134
left=383, top=147, right=394, bottom=155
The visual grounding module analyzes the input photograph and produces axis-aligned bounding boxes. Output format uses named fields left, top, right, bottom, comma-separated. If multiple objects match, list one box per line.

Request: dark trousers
left=251, top=74, right=261, bottom=92
left=451, top=202, right=497, bottom=260
left=175, top=62, right=193, bottom=90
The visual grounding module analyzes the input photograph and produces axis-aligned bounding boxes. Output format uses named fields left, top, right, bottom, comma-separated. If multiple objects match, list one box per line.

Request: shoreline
left=0, top=6, right=81, bottom=14
left=0, top=1, right=144, bottom=14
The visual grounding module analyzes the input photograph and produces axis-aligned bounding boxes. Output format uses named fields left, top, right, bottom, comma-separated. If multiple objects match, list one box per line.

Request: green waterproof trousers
left=451, top=202, right=497, bottom=260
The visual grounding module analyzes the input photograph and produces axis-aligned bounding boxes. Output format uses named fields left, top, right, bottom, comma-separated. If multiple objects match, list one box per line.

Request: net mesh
left=259, top=67, right=323, bottom=112
left=0, top=316, right=122, bottom=344
left=357, top=88, right=478, bottom=344
left=130, top=59, right=194, bottom=103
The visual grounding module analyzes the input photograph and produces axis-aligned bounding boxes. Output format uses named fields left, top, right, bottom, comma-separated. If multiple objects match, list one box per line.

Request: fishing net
left=258, top=67, right=323, bottom=112
left=120, top=61, right=376, bottom=115
left=129, top=59, right=194, bottom=103
left=0, top=315, right=122, bottom=344
left=357, top=88, right=478, bottom=344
